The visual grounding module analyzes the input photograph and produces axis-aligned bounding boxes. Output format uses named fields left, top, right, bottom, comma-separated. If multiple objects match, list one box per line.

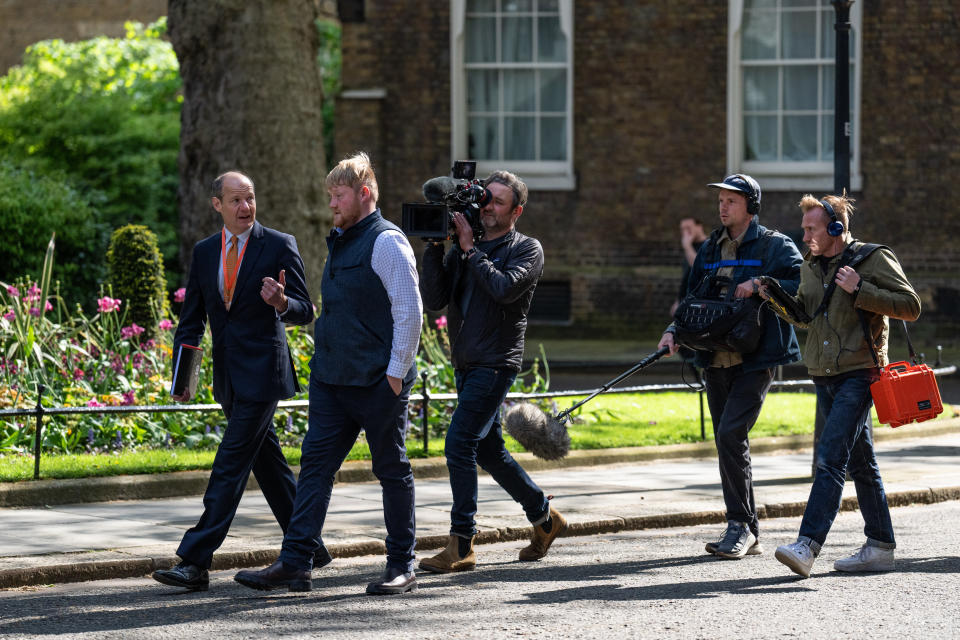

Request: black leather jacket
left=421, top=230, right=544, bottom=372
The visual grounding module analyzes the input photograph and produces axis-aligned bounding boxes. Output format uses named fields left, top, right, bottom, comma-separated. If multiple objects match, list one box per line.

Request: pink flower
left=6, top=285, right=19, bottom=297
left=121, top=390, right=136, bottom=406
left=159, top=319, right=173, bottom=331
left=97, top=296, right=121, bottom=313
left=73, top=368, right=85, bottom=380
left=435, top=315, right=448, bottom=329
left=2, top=309, right=13, bottom=321
left=29, top=307, right=40, bottom=317
left=25, top=284, right=41, bottom=302
left=45, top=300, right=53, bottom=311
left=120, top=323, right=145, bottom=339
left=86, top=399, right=102, bottom=407
left=173, top=288, right=186, bottom=303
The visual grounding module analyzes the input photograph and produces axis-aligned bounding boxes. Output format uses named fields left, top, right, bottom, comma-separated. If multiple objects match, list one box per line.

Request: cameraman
left=658, top=174, right=802, bottom=559
left=419, top=170, right=566, bottom=574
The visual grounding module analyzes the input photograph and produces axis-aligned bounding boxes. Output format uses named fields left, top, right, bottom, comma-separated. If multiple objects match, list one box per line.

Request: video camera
left=401, top=160, right=492, bottom=242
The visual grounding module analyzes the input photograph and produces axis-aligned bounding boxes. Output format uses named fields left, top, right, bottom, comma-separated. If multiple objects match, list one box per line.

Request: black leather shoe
left=235, top=560, right=312, bottom=592
left=313, top=546, right=334, bottom=570
left=365, top=566, right=417, bottom=595
left=153, top=562, right=209, bottom=591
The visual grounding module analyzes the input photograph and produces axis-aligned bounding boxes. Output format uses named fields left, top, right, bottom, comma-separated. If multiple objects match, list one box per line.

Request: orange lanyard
left=221, top=228, right=250, bottom=294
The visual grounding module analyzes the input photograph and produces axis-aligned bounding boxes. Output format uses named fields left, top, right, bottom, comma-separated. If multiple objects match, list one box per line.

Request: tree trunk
left=168, top=0, right=330, bottom=300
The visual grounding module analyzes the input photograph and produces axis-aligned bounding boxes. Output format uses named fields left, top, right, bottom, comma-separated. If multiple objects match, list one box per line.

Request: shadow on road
left=0, top=554, right=957, bottom=635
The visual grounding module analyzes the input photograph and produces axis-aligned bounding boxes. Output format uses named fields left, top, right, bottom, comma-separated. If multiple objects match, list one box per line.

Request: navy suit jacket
left=173, top=221, right=313, bottom=404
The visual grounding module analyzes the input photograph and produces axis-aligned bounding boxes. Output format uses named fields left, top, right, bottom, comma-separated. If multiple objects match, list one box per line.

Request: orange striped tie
left=224, top=236, right=238, bottom=310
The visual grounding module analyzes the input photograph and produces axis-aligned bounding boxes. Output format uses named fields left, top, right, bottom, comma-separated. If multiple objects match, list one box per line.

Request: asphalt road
left=2, top=502, right=958, bottom=639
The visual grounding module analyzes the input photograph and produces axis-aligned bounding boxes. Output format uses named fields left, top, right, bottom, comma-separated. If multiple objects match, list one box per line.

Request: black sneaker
left=706, top=537, right=763, bottom=556
left=708, top=521, right=758, bottom=559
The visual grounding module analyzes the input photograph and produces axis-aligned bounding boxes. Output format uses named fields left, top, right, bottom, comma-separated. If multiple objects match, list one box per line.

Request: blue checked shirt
left=371, top=230, right=423, bottom=378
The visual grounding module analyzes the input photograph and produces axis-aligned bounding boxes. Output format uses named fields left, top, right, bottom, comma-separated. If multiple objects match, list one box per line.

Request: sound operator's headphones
left=821, top=198, right=844, bottom=237
left=707, top=174, right=761, bottom=215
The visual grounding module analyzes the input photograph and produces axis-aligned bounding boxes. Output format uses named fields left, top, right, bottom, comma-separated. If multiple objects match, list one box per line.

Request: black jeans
left=704, top=365, right=775, bottom=538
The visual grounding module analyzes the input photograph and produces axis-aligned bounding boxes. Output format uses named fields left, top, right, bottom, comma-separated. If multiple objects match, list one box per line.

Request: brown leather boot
left=519, top=507, right=568, bottom=561
left=418, top=535, right=477, bottom=574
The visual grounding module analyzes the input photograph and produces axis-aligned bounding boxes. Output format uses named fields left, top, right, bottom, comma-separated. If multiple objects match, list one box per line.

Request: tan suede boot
left=519, top=507, right=568, bottom=561
left=418, top=535, right=477, bottom=574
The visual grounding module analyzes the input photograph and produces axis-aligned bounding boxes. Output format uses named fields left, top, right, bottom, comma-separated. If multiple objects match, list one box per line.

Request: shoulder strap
left=812, top=241, right=883, bottom=319
left=701, top=228, right=774, bottom=271
left=856, top=309, right=881, bottom=367
left=849, top=242, right=886, bottom=268
left=849, top=243, right=916, bottom=366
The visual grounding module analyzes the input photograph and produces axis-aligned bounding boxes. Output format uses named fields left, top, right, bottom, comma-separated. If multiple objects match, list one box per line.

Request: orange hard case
left=871, top=361, right=943, bottom=428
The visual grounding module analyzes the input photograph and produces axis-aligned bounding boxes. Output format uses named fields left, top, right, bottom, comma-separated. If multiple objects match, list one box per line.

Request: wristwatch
left=463, top=247, right=478, bottom=260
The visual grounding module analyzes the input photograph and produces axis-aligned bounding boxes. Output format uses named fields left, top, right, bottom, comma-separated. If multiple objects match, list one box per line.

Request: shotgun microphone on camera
left=422, top=176, right=459, bottom=203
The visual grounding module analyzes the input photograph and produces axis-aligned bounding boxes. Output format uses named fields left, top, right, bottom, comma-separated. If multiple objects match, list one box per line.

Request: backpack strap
left=844, top=242, right=910, bottom=366
left=812, top=241, right=884, bottom=319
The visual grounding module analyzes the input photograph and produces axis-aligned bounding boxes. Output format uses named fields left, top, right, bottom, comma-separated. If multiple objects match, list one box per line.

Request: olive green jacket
left=773, top=240, right=920, bottom=377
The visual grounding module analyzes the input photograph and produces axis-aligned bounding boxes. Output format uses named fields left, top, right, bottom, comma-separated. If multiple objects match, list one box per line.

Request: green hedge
left=106, top=225, right=169, bottom=340
left=0, top=162, right=109, bottom=303
left=0, top=19, right=181, bottom=304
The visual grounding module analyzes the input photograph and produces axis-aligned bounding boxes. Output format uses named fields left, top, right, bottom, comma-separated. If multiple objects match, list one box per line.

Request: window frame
left=726, top=0, right=863, bottom=190
left=451, top=0, right=576, bottom=190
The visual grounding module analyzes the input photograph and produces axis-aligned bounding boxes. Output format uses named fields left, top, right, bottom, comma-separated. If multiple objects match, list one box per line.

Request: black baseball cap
left=707, top=174, right=761, bottom=214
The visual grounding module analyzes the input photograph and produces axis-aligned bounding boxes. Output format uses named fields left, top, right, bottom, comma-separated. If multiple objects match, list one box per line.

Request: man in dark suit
left=153, top=171, right=326, bottom=591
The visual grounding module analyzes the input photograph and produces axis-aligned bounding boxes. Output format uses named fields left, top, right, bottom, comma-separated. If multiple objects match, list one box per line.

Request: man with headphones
left=658, top=174, right=803, bottom=559
left=760, top=193, right=920, bottom=578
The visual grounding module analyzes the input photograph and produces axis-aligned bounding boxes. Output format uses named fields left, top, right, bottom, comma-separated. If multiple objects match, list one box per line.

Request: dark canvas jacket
left=682, top=216, right=803, bottom=372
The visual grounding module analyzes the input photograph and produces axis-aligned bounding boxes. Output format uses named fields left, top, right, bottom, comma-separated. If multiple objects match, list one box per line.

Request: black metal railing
left=2, top=365, right=955, bottom=480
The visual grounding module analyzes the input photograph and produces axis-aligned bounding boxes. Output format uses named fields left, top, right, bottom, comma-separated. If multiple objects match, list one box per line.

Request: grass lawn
left=0, top=390, right=858, bottom=482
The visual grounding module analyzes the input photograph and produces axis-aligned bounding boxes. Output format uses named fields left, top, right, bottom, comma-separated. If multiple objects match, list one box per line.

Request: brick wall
left=8, top=1, right=955, bottom=341
left=337, top=1, right=959, bottom=341
left=858, top=1, right=960, bottom=338
left=0, top=0, right=168, bottom=72
left=0, top=1, right=338, bottom=74
left=336, top=1, right=731, bottom=337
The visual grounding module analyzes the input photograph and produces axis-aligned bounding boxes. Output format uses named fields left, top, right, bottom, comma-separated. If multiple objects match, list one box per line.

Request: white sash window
left=452, top=0, right=575, bottom=189
left=728, top=0, right=862, bottom=190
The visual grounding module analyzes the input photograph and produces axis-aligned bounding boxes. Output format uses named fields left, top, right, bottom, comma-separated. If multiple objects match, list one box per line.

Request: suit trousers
left=704, top=364, right=775, bottom=538
left=279, top=373, right=416, bottom=572
left=177, top=395, right=301, bottom=569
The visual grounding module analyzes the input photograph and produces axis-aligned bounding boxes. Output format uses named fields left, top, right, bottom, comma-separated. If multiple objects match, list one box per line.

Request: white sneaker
left=775, top=538, right=817, bottom=578
left=834, top=543, right=895, bottom=573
